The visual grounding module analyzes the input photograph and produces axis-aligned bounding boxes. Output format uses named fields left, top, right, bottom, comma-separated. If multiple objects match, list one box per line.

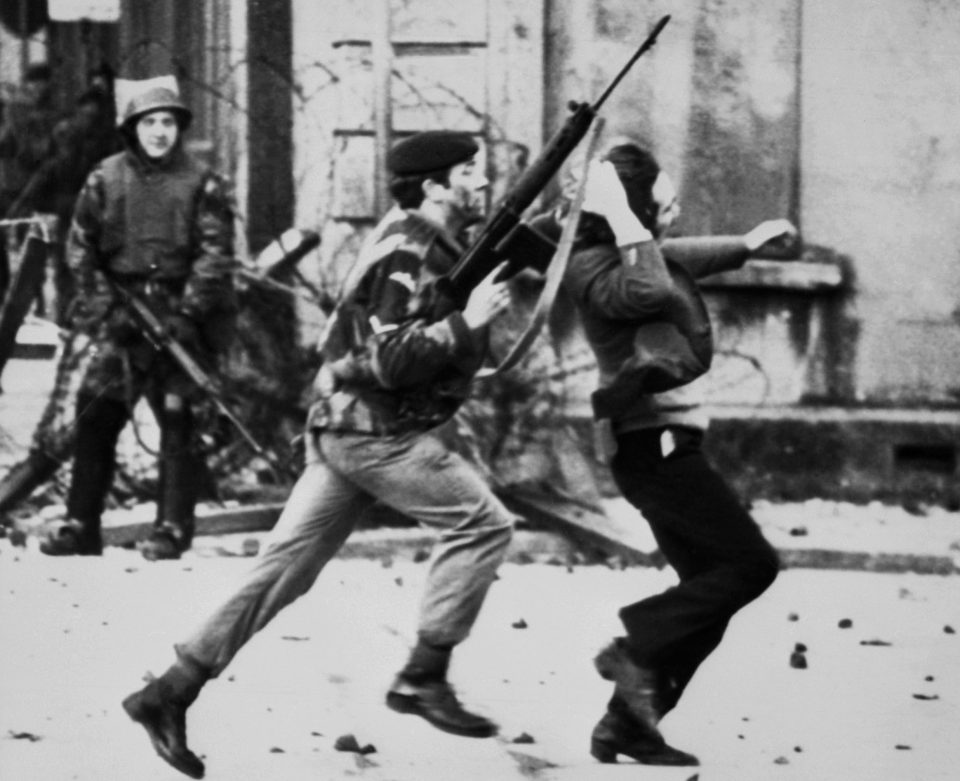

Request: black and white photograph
left=1, top=1, right=958, bottom=779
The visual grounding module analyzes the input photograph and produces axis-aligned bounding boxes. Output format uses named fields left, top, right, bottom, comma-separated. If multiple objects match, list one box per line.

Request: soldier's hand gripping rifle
left=109, top=281, right=283, bottom=477
left=436, top=14, right=671, bottom=305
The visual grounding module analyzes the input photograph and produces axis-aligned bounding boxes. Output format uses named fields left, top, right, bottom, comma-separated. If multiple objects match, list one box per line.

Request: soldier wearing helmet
left=40, top=77, right=236, bottom=562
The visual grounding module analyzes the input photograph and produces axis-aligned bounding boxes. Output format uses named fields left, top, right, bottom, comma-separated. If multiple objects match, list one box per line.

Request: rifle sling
left=474, top=117, right=605, bottom=381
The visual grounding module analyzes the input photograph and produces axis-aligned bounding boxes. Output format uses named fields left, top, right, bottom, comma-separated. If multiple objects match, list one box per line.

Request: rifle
left=437, top=14, right=671, bottom=305
left=109, top=281, right=282, bottom=476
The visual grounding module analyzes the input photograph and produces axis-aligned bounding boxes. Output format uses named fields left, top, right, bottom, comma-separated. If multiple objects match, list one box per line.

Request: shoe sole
left=385, top=692, right=497, bottom=739
left=39, top=545, right=102, bottom=556
left=122, top=692, right=205, bottom=779
left=591, top=736, right=699, bottom=766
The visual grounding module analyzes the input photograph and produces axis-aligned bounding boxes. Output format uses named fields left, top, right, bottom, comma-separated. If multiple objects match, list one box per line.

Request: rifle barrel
left=592, top=15, right=670, bottom=111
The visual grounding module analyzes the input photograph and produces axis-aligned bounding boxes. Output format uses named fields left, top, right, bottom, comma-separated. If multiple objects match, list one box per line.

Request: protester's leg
left=123, top=442, right=373, bottom=776
left=611, top=427, right=779, bottom=677
left=322, top=429, right=515, bottom=736
left=591, top=426, right=777, bottom=764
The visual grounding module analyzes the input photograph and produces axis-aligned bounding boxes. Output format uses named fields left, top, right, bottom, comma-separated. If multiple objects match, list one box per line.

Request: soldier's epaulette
left=372, top=224, right=438, bottom=264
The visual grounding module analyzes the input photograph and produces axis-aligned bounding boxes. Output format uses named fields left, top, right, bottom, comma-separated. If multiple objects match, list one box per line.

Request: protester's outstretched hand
left=462, top=261, right=511, bottom=329
left=744, top=219, right=799, bottom=256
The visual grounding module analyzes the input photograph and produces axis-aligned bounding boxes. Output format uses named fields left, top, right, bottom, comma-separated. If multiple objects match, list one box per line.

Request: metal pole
left=371, top=0, right=392, bottom=219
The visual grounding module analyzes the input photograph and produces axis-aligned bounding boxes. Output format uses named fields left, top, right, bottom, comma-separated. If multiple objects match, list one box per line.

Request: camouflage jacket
left=307, top=208, right=487, bottom=436
left=67, top=145, right=236, bottom=331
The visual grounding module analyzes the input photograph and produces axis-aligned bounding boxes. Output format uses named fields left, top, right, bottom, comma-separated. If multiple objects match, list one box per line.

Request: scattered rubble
left=789, top=643, right=808, bottom=669
left=7, top=731, right=41, bottom=742
left=333, top=734, right=376, bottom=755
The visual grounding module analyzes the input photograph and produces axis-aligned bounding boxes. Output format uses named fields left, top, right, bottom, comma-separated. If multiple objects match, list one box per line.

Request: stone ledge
left=700, top=260, right=844, bottom=291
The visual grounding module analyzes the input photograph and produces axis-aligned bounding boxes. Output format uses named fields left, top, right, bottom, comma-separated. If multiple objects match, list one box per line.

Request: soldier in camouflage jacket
left=122, top=130, right=519, bottom=778
left=40, top=77, right=235, bottom=561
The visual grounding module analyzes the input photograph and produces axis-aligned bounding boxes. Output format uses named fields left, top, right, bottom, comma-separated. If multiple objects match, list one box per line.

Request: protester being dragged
left=561, top=144, right=797, bottom=767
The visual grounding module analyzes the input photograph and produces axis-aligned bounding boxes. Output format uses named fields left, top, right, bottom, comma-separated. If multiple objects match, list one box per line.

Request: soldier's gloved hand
left=165, top=313, right=201, bottom=346
left=105, top=307, right=141, bottom=345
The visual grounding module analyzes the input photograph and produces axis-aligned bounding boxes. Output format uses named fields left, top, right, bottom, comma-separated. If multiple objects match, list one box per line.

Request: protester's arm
left=663, top=219, right=798, bottom=279
left=566, top=160, right=675, bottom=319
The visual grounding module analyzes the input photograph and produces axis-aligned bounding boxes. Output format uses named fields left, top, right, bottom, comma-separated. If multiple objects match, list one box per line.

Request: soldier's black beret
left=387, top=131, right=479, bottom=176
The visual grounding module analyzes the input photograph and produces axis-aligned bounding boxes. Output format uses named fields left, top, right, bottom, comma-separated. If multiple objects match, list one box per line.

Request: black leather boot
left=593, top=637, right=664, bottom=734
left=142, top=394, right=197, bottom=561
left=122, top=663, right=207, bottom=779
left=590, top=695, right=699, bottom=766
left=386, top=641, right=497, bottom=738
left=50, top=393, right=129, bottom=555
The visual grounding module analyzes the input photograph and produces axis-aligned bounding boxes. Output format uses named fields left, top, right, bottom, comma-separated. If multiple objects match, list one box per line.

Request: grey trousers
left=176, top=428, right=515, bottom=676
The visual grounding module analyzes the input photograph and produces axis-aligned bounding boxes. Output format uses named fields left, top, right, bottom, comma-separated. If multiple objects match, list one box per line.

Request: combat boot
left=140, top=522, right=191, bottom=561
left=386, top=640, right=497, bottom=738
left=122, top=664, right=207, bottom=779
left=386, top=674, right=497, bottom=738
left=39, top=518, right=102, bottom=556
left=144, top=394, right=198, bottom=562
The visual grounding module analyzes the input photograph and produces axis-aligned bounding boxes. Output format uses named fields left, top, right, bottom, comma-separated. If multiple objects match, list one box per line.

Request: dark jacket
left=308, top=208, right=487, bottom=435
left=564, top=233, right=752, bottom=430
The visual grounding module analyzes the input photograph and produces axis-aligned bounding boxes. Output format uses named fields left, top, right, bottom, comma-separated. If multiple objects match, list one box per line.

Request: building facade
left=10, top=0, right=960, bottom=505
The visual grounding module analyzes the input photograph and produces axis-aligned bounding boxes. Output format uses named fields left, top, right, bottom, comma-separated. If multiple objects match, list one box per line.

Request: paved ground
left=1, top=538, right=958, bottom=780
left=2, top=345, right=960, bottom=780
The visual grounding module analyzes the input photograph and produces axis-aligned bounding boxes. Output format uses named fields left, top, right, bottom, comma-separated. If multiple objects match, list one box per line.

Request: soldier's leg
left=323, top=430, right=515, bottom=737
left=124, top=438, right=372, bottom=776
left=40, top=391, right=130, bottom=555
left=140, top=391, right=199, bottom=560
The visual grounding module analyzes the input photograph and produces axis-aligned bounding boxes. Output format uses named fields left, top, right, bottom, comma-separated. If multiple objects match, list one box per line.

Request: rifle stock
left=437, top=15, right=670, bottom=305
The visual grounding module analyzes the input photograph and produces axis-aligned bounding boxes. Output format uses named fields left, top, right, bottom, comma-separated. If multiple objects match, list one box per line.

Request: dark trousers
left=610, top=426, right=779, bottom=703
left=67, top=391, right=200, bottom=543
